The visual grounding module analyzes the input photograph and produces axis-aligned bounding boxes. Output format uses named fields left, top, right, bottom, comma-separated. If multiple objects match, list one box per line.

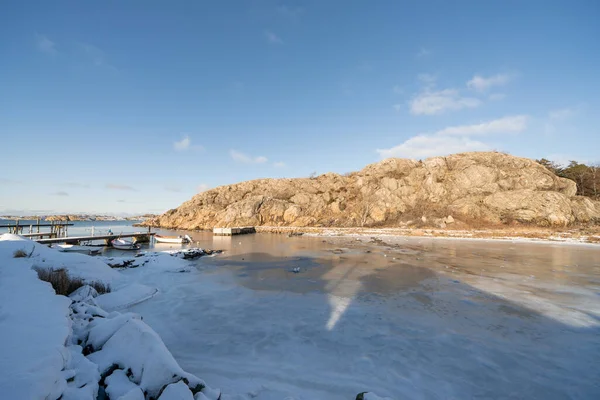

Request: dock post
left=37, top=218, right=40, bottom=233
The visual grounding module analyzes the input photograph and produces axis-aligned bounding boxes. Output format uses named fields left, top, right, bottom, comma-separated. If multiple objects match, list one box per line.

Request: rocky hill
left=146, top=152, right=600, bottom=230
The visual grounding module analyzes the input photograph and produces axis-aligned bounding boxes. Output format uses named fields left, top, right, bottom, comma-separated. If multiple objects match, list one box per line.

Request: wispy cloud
left=277, top=5, right=303, bottom=18
left=265, top=30, right=283, bottom=45
left=106, top=184, right=136, bottom=191
left=392, top=85, right=404, bottom=94
left=405, top=73, right=481, bottom=115
left=164, top=185, right=182, bottom=193
left=197, top=184, right=210, bottom=193
left=173, top=135, right=203, bottom=151
left=273, top=161, right=286, bottom=168
left=416, top=47, right=432, bottom=58
left=548, top=107, right=579, bottom=121
left=377, top=135, right=489, bottom=159
left=409, top=88, right=481, bottom=115
left=436, top=115, right=528, bottom=136
left=230, top=150, right=268, bottom=164
left=52, top=191, right=69, bottom=196
left=545, top=105, right=582, bottom=135
left=467, top=74, right=511, bottom=92
left=417, top=73, right=437, bottom=87
left=0, top=178, right=22, bottom=185
left=489, top=93, right=506, bottom=101
left=36, top=34, right=57, bottom=54
left=376, top=115, right=526, bottom=159
left=117, top=199, right=126, bottom=203
left=174, top=135, right=191, bottom=151
left=63, top=182, right=90, bottom=189
left=80, top=43, right=116, bottom=70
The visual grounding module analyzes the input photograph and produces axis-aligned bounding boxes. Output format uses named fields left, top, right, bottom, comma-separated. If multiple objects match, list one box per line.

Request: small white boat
left=51, top=244, right=103, bottom=255
left=154, top=234, right=193, bottom=244
left=111, top=238, right=141, bottom=250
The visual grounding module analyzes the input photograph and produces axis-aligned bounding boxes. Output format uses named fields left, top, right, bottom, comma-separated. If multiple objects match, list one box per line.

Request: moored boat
left=51, top=244, right=103, bottom=255
left=154, top=234, right=193, bottom=244
left=111, top=238, right=141, bottom=250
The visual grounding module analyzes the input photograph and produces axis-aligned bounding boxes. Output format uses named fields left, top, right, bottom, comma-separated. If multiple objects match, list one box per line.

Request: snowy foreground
left=0, top=234, right=385, bottom=400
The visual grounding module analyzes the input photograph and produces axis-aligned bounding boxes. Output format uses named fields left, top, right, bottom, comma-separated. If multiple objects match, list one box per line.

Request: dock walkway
left=35, top=232, right=155, bottom=245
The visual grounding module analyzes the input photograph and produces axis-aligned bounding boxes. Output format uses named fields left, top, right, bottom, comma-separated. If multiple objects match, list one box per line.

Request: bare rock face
left=148, top=152, right=598, bottom=229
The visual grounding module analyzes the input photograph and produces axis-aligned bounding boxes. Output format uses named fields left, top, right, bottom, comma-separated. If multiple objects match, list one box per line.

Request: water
left=0, top=219, right=143, bottom=237
left=123, top=233, right=600, bottom=399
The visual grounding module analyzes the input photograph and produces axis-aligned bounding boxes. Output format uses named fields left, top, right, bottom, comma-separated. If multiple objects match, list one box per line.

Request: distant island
left=0, top=214, right=157, bottom=222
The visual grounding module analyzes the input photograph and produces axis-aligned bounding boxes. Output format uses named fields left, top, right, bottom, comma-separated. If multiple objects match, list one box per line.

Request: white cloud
left=377, top=135, right=489, bottom=159
left=79, top=43, right=116, bottom=70
left=393, top=104, right=403, bottom=111
left=548, top=107, right=578, bottom=121
left=376, top=115, right=526, bottom=160
left=436, top=115, right=528, bottom=136
left=416, top=47, right=432, bottom=58
left=174, top=135, right=191, bottom=151
left=36, top=34, right=56, bottom=54
left=273, top=161, right=286, bottom=168
left=197, top=184, right=210, bottom=193
left=230, top=150, right=268, bottom=164
left=410, top=88, right=481, bottom=115
left=467, top=74, right=511, bottom=92
left=255, top=156, right=268, bottom=163
left=265, top=30, right=283, bottom=44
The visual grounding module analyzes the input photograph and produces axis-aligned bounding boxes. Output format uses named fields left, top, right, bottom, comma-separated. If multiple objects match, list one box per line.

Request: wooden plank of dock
left=35, top=232, right=155, bottom=245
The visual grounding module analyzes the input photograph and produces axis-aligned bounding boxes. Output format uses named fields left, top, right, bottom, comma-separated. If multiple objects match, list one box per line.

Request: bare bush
left=35, top=268, right=110, bottom=296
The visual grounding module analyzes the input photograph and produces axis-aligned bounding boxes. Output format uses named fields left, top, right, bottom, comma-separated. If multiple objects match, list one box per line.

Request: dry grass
left=13, top=249, right=28, bottom=258
left=36, top=268, right=110, bottom=296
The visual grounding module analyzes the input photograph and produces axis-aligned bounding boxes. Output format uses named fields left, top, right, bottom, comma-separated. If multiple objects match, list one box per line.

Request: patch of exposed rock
left=147, top=152, right=600, bottom=229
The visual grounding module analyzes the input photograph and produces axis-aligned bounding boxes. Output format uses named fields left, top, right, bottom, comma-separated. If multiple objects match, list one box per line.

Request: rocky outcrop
left=147, top=152, right=600, bottom=229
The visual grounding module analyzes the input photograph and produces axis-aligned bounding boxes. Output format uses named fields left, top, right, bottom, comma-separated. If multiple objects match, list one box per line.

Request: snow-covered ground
left=1, top=232, right=599, bottom=399
left=0, top=234, right=223, bottom=400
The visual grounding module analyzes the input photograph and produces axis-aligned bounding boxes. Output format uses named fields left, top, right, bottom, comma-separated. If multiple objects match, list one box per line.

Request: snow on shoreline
left=0, top=235, right=222, bottom=400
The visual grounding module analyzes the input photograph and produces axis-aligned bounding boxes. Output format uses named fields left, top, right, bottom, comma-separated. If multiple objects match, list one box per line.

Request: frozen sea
left=113, top=232, right=600, bottom=399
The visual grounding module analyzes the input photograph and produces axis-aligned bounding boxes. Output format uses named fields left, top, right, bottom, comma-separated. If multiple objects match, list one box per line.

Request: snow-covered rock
left=159, top=381, right=195, bottom=400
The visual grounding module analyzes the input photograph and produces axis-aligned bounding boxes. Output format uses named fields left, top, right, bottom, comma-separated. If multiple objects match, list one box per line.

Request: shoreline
left=148, top=224, right=600, bottom=246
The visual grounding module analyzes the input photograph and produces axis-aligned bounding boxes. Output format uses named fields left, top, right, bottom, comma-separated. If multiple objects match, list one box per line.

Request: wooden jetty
left=1, top=220, right=73, bottom=237
left=213, top=227, right=256, bottom=236
left=35, top=232, right=155, bottom=246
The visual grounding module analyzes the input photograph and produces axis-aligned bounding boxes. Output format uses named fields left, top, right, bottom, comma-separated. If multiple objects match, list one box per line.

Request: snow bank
left=0, top=233, right=121, bottom=285
left=0, top=236, right=72, bottom=399
left=0, top=234, right=223, bottom=400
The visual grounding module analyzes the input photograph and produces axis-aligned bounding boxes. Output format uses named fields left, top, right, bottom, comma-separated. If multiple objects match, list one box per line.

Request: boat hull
left=154, top=235, right=192, bottom=244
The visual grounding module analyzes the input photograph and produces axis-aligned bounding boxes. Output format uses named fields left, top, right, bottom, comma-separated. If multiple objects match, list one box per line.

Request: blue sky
left=1, top=0, right=598, bottom=215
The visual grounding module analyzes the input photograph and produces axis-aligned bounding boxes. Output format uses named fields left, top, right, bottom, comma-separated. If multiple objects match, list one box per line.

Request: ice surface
left=96, top=283, right=159, bottom=310
left=126, top=234, right=600, bottom=399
